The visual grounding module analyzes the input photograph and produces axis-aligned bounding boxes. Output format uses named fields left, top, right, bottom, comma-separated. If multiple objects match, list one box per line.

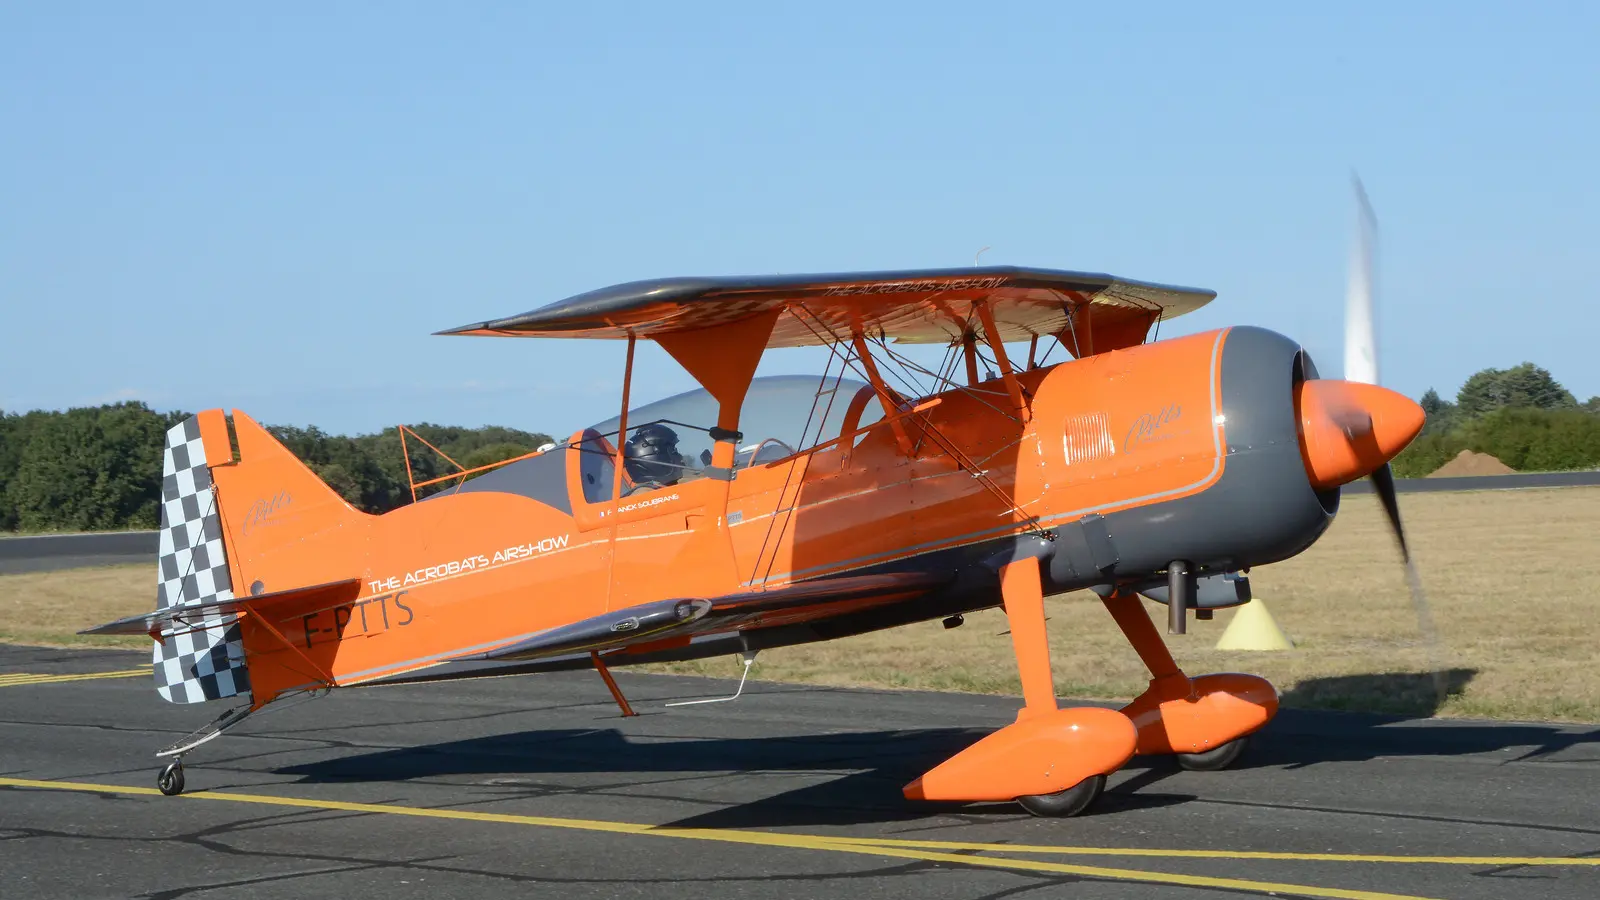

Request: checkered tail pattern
left=152, top=415, right=251, bottom=703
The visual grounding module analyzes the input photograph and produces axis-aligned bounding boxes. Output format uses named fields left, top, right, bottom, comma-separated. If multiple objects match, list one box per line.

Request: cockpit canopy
left=450, top=374, right=881, bottom=512
left=575, top=374, right=873, bottom=502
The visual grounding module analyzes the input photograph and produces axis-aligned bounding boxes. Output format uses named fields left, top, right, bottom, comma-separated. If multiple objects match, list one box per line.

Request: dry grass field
left=0, top=565, right=161, bottom=651
left=4, top=487, right=1598, bottom=721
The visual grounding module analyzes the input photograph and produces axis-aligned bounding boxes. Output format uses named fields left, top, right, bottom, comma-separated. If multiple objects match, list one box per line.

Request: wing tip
left=76, top=615, right=155, bottom=637
left=433, top=322, right=492, bottom=336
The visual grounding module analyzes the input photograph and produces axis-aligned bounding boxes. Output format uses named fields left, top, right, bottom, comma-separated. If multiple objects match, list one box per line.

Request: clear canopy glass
left=575, top=374, right=873, bottom=502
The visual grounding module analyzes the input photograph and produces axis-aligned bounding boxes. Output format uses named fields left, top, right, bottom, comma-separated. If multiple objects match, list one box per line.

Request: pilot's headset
left=623, top=423, right=683, bottom=487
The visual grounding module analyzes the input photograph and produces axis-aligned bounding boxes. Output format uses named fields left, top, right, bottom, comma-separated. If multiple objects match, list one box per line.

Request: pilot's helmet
left=623, top=423, right=683, bottom=485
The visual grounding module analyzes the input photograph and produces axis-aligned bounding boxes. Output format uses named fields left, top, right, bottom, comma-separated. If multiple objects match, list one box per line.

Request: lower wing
left=361, top=570, right=955, bottom=687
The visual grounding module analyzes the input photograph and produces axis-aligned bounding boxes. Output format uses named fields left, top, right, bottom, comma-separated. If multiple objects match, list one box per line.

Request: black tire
left=157, top=762, right=185, bottom=796
left=1176, top=736, right=1249, bottom=772
left=1016, top=774, right=1105, bottom=818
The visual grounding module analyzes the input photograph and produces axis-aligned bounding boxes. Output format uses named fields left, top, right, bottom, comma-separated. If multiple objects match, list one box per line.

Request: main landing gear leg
left=1100, top=588, right=1277, bottom=769
left=904, top=557, right=1137, bottom=817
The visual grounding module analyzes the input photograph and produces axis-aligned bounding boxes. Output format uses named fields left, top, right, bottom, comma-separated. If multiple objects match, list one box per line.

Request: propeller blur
left=1338, top=175, right=1446, bottom=706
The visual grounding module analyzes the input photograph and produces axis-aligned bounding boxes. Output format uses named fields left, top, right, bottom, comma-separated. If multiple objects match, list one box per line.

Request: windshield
left=575, top=374, right=870, bottom=503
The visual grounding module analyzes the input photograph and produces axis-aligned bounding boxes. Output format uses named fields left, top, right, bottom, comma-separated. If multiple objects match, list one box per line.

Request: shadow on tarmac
left=1280, top=668, right=1478, bottom=718
left=276, top=723, right=1202, bottom=825
left=275, top=673, right=1598, bottom=828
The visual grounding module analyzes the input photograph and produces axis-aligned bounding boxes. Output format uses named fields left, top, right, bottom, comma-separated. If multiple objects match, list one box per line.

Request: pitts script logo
left=1123, top=405, right=1182, bottom=454
left=241, top=491, right=293, bottom=536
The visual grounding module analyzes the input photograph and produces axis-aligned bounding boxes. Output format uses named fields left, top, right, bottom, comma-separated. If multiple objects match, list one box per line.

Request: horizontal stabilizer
left=80, top=578, right=363, bottom=636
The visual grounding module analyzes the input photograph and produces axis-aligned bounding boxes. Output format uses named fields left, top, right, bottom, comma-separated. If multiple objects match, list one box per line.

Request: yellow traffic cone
left=1215, top=600, right=1294, bottom=651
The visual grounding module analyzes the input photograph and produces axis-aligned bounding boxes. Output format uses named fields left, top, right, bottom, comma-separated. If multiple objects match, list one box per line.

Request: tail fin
left=208, top=409, right=366, bottom=586
left=152, top=411, right=249, bottom=704
left=150, top=409, right=367, bottom=705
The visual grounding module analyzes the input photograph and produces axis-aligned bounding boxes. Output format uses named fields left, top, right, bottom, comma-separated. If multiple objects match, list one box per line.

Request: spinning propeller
left=1296, top=176, right=1445, bottom=707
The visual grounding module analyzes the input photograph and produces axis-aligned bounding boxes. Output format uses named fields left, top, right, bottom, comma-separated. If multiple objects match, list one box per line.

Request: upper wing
left=435, top=266, right=1214, bottom=351
left=438, top=571, right=952, bottom=665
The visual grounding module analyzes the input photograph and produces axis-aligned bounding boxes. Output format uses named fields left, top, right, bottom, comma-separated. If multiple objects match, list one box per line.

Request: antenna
left=664, top=648, right=758, bottom=707
left=664, top=633, right=759, bottom=708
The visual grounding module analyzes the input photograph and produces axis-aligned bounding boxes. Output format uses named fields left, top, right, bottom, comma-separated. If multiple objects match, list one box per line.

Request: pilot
left=623, top=423, right=688, bottom=490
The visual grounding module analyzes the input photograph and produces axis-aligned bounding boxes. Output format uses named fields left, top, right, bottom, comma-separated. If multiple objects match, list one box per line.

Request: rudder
left=152, top=411, right=250, bottom=703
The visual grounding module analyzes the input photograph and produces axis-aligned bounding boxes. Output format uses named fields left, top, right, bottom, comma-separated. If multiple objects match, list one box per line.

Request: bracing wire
left=787, top=306, right=1047, bottom=538
left=749, top=342, right=849, bottom=585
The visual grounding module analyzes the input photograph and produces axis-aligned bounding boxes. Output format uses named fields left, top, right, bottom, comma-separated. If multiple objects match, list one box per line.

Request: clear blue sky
left=3, top=3, right=1596, bottom=438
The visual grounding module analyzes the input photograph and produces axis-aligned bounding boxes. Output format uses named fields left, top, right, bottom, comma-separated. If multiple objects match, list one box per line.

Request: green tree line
left=2, top=362, right=1596, bottom=531
left=0, top=404, right=553, bottom=532
left=1393, top=363, right=1600, bottom=476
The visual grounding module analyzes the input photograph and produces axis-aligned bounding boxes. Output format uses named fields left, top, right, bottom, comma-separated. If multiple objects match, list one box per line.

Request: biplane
left=85, top=262, right=1425, bottom=817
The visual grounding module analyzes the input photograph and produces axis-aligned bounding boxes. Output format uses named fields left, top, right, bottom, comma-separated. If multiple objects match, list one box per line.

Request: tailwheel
left=1016, top=773, right=1106, bottom=818
left=157, top=761, right=185, bottom=796
left=1176, top=735, right=1250, bottom=772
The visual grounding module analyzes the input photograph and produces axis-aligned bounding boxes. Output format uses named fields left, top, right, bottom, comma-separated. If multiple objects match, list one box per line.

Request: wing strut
left=974, top=299, right=1030, bottom=423
left=602, top=332, right=637, bottom=612
left=789, top=302, right=1050, bottom=539
left=849, top=325, right=914, bottom=454
left=962, top=332, right=980, bottom=386
left=590, top=651, right=638, bottom=717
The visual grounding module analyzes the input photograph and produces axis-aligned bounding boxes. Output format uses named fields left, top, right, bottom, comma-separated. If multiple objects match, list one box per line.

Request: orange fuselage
left=216, top=325, right=1365, bottom=704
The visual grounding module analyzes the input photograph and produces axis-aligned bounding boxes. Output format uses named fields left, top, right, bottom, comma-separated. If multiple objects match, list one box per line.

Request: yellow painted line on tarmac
left=0, top=776, right=1440, bottom=900
left=826, top=835, right=1600, bottom=867
left=0, top=669, right=145, bottom=687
